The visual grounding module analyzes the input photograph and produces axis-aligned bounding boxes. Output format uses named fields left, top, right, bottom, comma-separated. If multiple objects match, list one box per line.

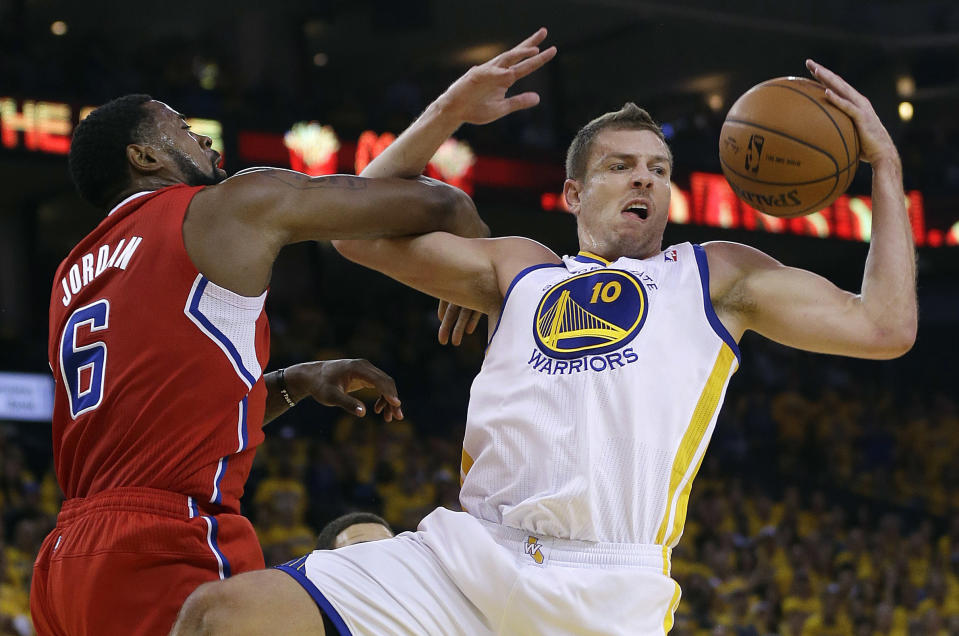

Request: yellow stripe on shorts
left=662, top=580, right=682, bottom=633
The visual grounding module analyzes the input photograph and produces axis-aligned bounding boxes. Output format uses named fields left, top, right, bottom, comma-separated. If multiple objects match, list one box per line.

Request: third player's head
left=563, top=104, right=673, bottom=261
left=69, top=95, right=226, bottom=211
left=316, top=512, right=394, bottom=550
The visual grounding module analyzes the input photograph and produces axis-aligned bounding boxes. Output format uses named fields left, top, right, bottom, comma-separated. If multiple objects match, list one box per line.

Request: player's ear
left=126, top=143, right=164, bottom=174
left=563, top=179, right=582, bottom=217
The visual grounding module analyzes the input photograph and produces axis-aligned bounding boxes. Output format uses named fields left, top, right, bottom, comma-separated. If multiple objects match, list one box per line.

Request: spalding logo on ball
left=719, top=77, right=860, bottom=218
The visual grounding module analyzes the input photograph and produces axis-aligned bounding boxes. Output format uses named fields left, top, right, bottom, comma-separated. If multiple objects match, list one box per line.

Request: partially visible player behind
left=316, top=512, right=394, bottom=550
left=31, top=84, right=492, bottom=635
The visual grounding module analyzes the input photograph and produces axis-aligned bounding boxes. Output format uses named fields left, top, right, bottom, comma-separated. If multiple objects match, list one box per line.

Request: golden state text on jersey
left=528, top=269, right=648, bottom=374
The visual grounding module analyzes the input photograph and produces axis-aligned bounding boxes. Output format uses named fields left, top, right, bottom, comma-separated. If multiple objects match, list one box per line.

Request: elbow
left=892, top=319, right=918, bottom=357
left=872, top=320, right=917, bottom=359
left=170, top=582, right=226, bottom=635
left=434, top=186, right=489, bottom=238
left=330, top=239, right=361, bottom=261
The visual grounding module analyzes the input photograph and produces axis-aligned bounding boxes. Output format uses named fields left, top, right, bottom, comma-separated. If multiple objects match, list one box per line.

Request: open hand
left=439, top=27, right=557, bottom=125
left=286, top=359, right=403, bottom=421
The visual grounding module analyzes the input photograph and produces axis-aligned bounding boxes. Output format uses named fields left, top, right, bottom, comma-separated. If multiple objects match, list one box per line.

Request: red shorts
left=30, top=487, right=264, bottom=636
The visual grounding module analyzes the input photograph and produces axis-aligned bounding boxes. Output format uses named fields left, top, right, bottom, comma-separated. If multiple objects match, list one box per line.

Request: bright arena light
left=707, top=93, right=724, bottom=112
left=898, top=101, right=914, bottom=122
left=896, top=75, right=915, bottom=98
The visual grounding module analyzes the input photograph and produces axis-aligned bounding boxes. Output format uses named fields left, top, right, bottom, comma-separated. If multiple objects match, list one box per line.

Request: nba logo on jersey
left=664, top=249, right=678, bottom=262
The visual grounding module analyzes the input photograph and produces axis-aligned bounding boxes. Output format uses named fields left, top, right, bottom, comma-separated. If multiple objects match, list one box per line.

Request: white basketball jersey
left=460, top=242, right=740, bottom=546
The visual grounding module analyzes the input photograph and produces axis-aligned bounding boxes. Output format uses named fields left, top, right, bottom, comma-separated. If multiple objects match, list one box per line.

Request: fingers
left=806, top=59, right=866, bottom=109
left=373, top=396, right=391, bottom=422
left=806, top=58, right=895, bottom=165
left=495, top=46, right=544, bottom=70
left=322, top=386, right=368, bottom=417
left=518, top=27, right=548, bottom=49
left=437, top=299, right=450, bottom=321
left=439, top=304, right=482, bottom=346
left=509, top=46, right=557, bottom=80
left=374, top=396, right=404, bottom=422
left=450, top=307, right=472, bottom=346
left=344, top=359, right=400, bottom=400
left=329, top=360, right=403, bottom=420
left=438, top=300, right=458, bottom=345
left=493, top=28, right=547, bottom=66
left=503, top=92, right=541, bottom=115
left=466, top=309, right=482, bottom=334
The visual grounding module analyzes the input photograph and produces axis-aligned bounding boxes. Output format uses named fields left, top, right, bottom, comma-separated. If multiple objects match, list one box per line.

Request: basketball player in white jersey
left=171, top=29, right=916, bottom=635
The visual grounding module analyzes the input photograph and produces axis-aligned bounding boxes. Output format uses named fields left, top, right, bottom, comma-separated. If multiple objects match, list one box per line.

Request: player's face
left=565, top=128, right=671, bottom=260
left=146, top=101, right=227, bottom=186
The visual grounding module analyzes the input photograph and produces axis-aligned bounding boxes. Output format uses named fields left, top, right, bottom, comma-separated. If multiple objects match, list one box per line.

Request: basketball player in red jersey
left=30, top=89, right=499, bottom=635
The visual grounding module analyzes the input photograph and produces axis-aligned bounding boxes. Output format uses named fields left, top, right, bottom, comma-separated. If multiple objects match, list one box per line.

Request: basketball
left=718, top=76, right=859, bottom=217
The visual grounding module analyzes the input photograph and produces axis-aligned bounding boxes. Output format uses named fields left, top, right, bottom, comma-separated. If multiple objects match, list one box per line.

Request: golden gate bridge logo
left=533, top=270, right=647, bottom=358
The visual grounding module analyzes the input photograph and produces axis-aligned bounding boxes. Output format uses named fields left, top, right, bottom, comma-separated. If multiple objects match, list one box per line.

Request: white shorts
left=276, top=508, right=682, bottom=635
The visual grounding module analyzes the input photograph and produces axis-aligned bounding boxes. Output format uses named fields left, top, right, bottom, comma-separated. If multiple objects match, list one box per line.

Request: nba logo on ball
left=719, top=76, right=860, bottom=218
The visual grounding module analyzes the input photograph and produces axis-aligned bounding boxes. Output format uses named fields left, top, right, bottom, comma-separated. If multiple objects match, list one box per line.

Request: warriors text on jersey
left=460, top=242, right=740, bottom=546
left=47, top=185, right=270, bottom=513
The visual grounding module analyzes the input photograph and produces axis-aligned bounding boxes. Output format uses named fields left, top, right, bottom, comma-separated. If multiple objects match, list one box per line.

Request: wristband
left=276, top=368, right=297, bottom=408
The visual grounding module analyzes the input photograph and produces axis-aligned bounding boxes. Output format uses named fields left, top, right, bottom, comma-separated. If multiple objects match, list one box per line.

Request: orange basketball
left=719, top=77, right=859, bottom=217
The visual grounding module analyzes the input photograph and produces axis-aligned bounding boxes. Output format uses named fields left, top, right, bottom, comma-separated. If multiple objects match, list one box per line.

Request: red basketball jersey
left=47, top=185, right=269, bottom=514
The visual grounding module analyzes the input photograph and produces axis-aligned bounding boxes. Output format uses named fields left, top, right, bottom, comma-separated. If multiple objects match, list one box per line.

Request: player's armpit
left=705, top=241, right=915, bottom=360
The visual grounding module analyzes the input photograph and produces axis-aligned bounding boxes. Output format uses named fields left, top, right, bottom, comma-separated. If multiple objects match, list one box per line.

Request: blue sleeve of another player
left=275, top=559, right=353, bottom=636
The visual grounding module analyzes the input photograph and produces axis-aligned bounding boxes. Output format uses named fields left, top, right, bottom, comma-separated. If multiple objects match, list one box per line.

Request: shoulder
left=185, top=168, right=281, bottom=226
left=487, top=236, right=562, bottom=292
left=488, top=236, right=561, bottom=263
left=701, top=241, right=783, bottom=283
left=700, top=241, right=786, bottom=315
left=191, top=168, right=305, bottom=211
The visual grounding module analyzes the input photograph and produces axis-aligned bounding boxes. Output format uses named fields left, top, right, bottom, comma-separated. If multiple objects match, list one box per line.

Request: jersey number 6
left=59, top=299, right=110, bottom=419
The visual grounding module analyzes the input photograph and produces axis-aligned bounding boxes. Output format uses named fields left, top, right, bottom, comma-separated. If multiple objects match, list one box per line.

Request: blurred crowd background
left=2, top=1, right=958, bottom=634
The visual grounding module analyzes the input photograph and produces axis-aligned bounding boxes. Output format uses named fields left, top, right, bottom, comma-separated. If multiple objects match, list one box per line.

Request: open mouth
left=622, top=204, right=649, bottom=220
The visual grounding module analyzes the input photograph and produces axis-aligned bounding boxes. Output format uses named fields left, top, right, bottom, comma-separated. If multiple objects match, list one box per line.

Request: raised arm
left=336, top=28, right=557, bottom=338
left=707, top=60, right=917, bottom=359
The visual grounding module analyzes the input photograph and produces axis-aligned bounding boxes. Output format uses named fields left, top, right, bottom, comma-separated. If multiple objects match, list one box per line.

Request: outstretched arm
left=182, top=169, right=486, bottom=296
left=708, top=60, right=917, bottom=359
left=335, top=232, right=560, bottom=321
